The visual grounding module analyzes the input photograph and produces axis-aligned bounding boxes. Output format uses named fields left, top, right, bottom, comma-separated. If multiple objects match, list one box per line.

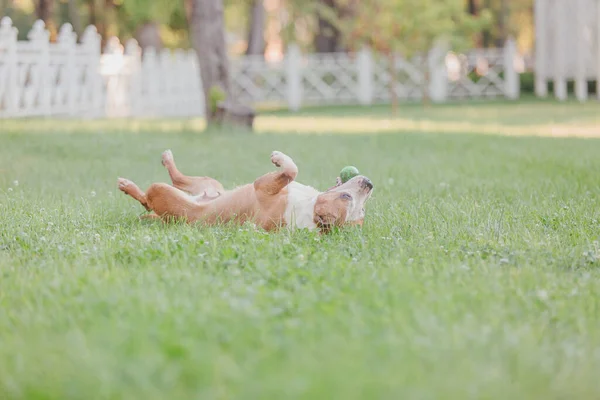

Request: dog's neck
left=283, top=181, right=320, bottom=230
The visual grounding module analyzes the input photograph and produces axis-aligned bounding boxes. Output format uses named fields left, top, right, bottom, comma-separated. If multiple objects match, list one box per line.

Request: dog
left=118, top=150, right=373, bottom=233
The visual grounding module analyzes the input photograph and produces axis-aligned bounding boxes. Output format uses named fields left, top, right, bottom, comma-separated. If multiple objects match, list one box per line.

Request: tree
left=343, top=0, right=490, bottom=109
left=67, top=0, right=83, bottom=36
left=467, top=0, right=479, bottom=15
left=313, top=0, right=358, bottom=52
left=189, top=0, right=231, bottom=125
left=35, top=0, right=56, bottom=40
left=246, top=0, right=265, bottom=55
left=479, top=0, right=533, bottom=48
left=115, top=0, right=183, bottom=48
left=314, top=0, right=342, bottom=52
left=466, top=0, right=484, bottom=47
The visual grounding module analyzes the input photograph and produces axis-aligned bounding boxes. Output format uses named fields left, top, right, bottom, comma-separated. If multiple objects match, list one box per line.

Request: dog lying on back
left=118, top=150, right=373, bottom=233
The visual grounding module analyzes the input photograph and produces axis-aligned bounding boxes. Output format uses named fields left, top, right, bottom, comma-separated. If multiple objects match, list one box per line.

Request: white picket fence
left=0, top=17, right=521, bottom=119
left=0, top=17, right=204, bottom=119
left=232, top=41, right=520, bottom=110
left=534, top=0, right=600, bottom=101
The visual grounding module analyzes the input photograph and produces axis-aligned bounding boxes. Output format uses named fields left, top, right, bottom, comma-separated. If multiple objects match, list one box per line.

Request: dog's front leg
left=253, top=151, right=298, bottom=195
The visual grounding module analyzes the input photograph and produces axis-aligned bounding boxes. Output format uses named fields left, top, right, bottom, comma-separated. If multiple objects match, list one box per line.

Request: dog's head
left=314, top=175, right=373, bottom=232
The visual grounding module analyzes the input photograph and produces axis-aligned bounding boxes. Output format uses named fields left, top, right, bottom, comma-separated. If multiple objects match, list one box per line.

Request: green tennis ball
left=340, top=166, right=360, bottom=183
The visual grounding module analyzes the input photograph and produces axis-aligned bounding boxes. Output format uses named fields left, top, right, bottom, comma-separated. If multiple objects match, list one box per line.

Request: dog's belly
left=284, top=182, right=319, bottom=230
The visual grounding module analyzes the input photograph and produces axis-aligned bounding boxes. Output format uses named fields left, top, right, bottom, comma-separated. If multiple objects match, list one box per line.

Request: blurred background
left=0, top=0, right=533, bottom=56
left=0, top=0, right=597, bottom=125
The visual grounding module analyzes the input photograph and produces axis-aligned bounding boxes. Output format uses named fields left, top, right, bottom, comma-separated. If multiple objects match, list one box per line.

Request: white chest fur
left=284, top=182, right=319, bottom=230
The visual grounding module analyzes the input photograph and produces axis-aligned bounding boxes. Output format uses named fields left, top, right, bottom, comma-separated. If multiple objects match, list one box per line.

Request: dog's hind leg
left=118, top=178, right=151, bottom=211
left=145, top=182, right=207, bottom=222
left=161, top=150, right=225, bottom=197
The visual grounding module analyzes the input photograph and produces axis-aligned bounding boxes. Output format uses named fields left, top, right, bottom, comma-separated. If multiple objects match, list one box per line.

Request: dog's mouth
left=328, top=176, right=374, bottom=192
left=315, top=219, right=336, bottom=234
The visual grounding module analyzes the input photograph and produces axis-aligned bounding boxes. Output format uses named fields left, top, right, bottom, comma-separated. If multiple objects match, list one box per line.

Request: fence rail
left=231, top=42, right=520, bottom=111
left=0, top=17, right=521, bottom=119
left=0, top=17, right=204, bottom=119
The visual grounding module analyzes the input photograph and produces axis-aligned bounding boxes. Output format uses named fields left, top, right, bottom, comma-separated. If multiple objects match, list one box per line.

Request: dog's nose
left=362, top=178, right=373, bottom=190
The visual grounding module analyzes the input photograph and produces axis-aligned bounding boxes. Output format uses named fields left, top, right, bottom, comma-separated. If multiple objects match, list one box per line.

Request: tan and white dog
left=118, top=150, right=373, bottom=233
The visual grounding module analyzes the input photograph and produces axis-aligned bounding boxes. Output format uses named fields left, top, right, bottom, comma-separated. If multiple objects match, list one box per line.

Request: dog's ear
left=314, top=193, right=348, bottom=232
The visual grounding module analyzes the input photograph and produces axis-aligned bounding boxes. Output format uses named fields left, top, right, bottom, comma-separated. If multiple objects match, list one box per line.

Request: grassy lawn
left=2, top=101, right=600, bottom=399
left=2, top=98, right=600, bottom=137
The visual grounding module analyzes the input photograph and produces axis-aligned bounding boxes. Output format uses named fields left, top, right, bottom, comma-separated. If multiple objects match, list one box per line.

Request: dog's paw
left=271, top=151, right=290, bottom=168
left=162, top=149, right=174, bottom=166
left=117, top=177, right=134, bottom=193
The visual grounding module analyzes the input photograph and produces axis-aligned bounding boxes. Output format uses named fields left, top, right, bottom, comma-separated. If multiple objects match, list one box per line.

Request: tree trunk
left=189, top=0, right=231, bottom=125
left=36, top=0, right=53, bottom=24
left=422, top=69, right=430, bottom=107
left=184, top=0, right=193, bottom=24
left=314, top=0, right=358, bottom=52
left=480, top=0, right=493, bottom=47
left=36, top=0, right=56, bottom=40
left=467, top=0, right=478, bottom=15
left=95, top=0, right=116, bottom=47
left=88, top=0, right=96, bottom=26
left=496, top=0, right=509, bottom=47
left=67, top=0, right=83, bottom=37
left=467, top=0, right=483, bottom=47
left=135, top=22, right=163, bottom=51
left=314, top=0, right=341, bottom=53
left=246, top=0, right=265, bottom=56
left=104, top=0, right=116, bottom=38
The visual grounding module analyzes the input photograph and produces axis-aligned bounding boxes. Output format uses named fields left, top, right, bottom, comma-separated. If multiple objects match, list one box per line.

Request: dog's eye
left=340, top=193, right=352, bottom=201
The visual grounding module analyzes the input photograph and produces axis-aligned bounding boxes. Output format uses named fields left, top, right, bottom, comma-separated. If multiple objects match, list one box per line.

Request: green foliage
left=209, top=86, right=227, bottom=115
left=345, top=0, right=491, bottom=55
left=116, top=0, right=183, bottom=34
left=2, top=102, right=600, bottom=398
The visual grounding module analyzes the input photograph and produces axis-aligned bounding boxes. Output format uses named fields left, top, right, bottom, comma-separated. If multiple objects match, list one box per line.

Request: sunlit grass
left=1, top=102, right=600, bottom=398
left=2, top=100, right=599, bottom=137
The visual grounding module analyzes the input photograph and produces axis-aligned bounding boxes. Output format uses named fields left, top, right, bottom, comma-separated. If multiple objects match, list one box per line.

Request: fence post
left=173, top=49, right=184, bottom=117
left=125, top=39, right=142, bottom=117
left=574, top=0, right=588, bottom=102
left=503, top=38, right=520, bottom=100
left=188, top=49, right=204, bottom=117
left=57, top=23, right=77, bottom=116
left=0, top=17, right=19, bottom=116
left=81, top=25, right=102, bottom=117
left=357, top=46, right=373, bottom=105
left=534, top=0, right=548, bottom=97
left=28, top=20, right=51, bottom=116
left=596, top=0, right=600, bottom=101
left=286, top=44, right=302, bottom=111
left=553, top=0, right=567, bottom=101
left=428, top=44, right=448, bottom=103
left=159, top=49, right=172, bottom=116
left=142, top=47, right=159, bottom=116
left=103, top=37, right=124, bottom=118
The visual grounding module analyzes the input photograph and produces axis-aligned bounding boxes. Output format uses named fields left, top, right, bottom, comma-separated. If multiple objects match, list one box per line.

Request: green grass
left=264, top=97, right=600, bottom=126
left=2, top=101, right=600, bottom=399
